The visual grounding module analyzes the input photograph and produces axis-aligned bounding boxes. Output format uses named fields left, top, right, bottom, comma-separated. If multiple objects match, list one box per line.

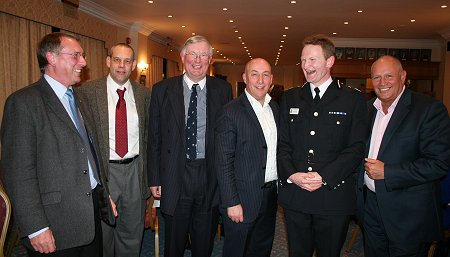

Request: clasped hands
left=289, top=172, right=323, bottom=192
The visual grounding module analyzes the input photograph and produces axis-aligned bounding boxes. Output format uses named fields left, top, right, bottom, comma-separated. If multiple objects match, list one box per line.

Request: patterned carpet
left=140, top=207, right=364, bottom=257
left=11, top=207, right=364, bottom=257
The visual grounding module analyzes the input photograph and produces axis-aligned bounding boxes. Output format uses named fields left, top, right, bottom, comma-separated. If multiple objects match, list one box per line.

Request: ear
left=400, top=70, right=407, bottom=84
left=106, top=56, right=111, bottom=68
left=242, top=72, right=247, bottom=84
left=46, top=52, right=56, bottom=66
left=131, top=60, right=137, bottom=71
left=326, top=55, right=335, bottom=68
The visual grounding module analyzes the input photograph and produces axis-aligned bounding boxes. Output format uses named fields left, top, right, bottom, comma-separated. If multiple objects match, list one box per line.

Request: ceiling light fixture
left=333, top=32, right=337, bottom=35
left=223, top=7, right=228, bottom=11
left=390, top=29, right=395, bottom=32
left=234, top=30, right=239, bottom=33
left=148, top=0, right=153, bottom=3
left=357, top=10, right=363, bottom=13
left=285, top=26, right=289, bottom=29
left=229, top=20, right=234, bottom=23
left=291, top=1, right=296, bottom=3
left=344, top=21, right=349, bottom=25
left=283, top=34, right=287, bottom=37
left=167, top=15, right=172, bottom=18
left=287, top=15, right=292, bottom=18
left=411, top=19, right=416, bottom=22
left=441, top=5, right=447, bottom=8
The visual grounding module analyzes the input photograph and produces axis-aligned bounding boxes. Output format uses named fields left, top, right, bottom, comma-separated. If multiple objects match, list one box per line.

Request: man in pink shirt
left=357, top=55, right=450, bottom=257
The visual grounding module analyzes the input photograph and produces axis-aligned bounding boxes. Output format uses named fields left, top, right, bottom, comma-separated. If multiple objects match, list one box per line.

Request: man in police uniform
left=277, top=34, right=368, bottom=257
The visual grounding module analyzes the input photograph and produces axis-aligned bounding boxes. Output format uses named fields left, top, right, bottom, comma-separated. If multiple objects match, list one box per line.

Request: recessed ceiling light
left=291, top=1, right=296, bottom=3
left=241, top=42, right=245, bottom=44
left=280, top=45, right=284, bottom=47
left=285, top=26, right=289, bottom=30
left=168, top=15, right=173, bottom=18
left=229, top=20, right=234, bottom=23
left=192, top=32, right=196, bottom=35
left=390, top=29, right=395, bottom=32
left=181, top=25, right=186, bottom=28
left=287, top=15, right=292, bottom=18
left=344, top=21, right=349, bottom=25
left=411, top=19, right=416, bottom=22
left=216, top=50, right=220, bottom=53
left=148, top=0, right=153, bottom=3
left=246, top=49, right=249, bottom=52
left=441, top=5, right=447, bottom=8
left=281, top=40, right=285, bottom=43
left=283, top=34, right=287, bottom=37
left=238, top=36, right=242, bottom=39
left=357, top=10, right=363, bottom=13
left=223, top=7, right=228, bottom=11
left=234, top=30, right=239, bottom=33
left=244, top=46, right=247, bottom=48
left=220, top=53, right=223, bottom=56
left=333, top=32, right=337, bottom=35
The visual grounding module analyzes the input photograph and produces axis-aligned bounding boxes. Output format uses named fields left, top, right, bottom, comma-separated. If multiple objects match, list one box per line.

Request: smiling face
left=106, top=45, right=136, bottom=85
left=181, top=41, right=212, bottom=82
left=46, top=37, right=86, bottom=87
left=371, top=56, right=406, bottom=111
left=301, top=44, right=334, bottom=86
left=243, top=58, right=273, bottom=105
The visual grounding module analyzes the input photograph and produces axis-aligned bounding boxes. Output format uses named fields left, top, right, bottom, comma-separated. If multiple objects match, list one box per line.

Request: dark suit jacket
left=148, top=75, right=232, bottom=215
left=215, top=93, right=279, bottom=223
left=77, top=77, right=151, bottom=199
left=1, top=77, right=112, bottom=250
left=357, top=88, right=450, bottom=243
left=277, top=80, right=368, bottom=215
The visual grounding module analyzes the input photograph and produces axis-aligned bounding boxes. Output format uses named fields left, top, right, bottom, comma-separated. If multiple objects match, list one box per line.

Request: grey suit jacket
left=76, top=76, right=151, bottom=199
left=215, top=93, right=279, bottom=223
left=1, top=76, right=111, bottom=250
left=148, top=75, right=232, bottom=215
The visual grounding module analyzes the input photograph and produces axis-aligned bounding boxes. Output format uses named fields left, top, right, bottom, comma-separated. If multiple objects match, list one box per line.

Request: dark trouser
left=222, top=183, right=277, bottom=257
left=284, top=208, right=350, bottom=257
left=363, top=189, right=430, bottom=257
left=102, top=158, right=146, bottom=257
left=28, top=187, right=102, bottom=257
left=163, top=159, right=219, bottom=257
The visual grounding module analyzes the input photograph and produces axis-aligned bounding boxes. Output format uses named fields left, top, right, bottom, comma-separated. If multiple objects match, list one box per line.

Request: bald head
left=371, top=55, right=403, bottom=75
left=243, top=58, right=273, bottom=105
left=245, top=58, right=272, bottom=74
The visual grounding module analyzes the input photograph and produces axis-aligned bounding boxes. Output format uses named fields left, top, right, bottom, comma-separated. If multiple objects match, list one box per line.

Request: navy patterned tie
left=186, top=83, right=198, bottom=160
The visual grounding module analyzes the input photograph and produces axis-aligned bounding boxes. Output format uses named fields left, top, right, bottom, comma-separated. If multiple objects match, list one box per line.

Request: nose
left=79, top=56, right=87, bottom=67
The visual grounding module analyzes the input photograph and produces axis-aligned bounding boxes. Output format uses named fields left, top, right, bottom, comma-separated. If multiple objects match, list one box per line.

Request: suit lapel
left=377, top=89, right=412, bottom=157
left=132, top=82, right=146, bottom=143
left=94, top=81, right=110, bottom=156
left=39, top=77, right=79, bottom=135
left=319, top=81, right=339, bottom=107
left=167, top=76, right=186, bottom=145
left=240, top=94, right=268, bottom=144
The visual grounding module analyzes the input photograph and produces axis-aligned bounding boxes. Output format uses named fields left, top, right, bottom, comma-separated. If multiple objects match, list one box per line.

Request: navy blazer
left=215, top=93, right=279, bottom=223
left=148, top=75, right=232, bottom=215
left=357, top=88, right=450, bottom=243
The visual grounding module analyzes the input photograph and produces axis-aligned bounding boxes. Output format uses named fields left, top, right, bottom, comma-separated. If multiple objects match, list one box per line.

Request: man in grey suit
left=148, top=35, right=232, bottom=257
left=1, top=32, right=116, bottom=256
left=215, top=58, right=279, bottom=257
left=77, top=43, right=151, bottom=257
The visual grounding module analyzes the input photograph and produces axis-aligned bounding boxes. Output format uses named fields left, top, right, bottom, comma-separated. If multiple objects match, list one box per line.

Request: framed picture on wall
left=355, top=48, right=366, bottom=60
left=377, top=48, right=387, bottom=58
left=345, top=48, right=355, bottom=59
left=410, top=49, right=421, bottom=61
left=335, top=48, right=344, bottom=59
left=367, top=48, right=377, bottom=60
left=399, top=49, right=410, bottom=61
left=388, top=48, right=401, bottom=59
left=420, top=49, right=431, bottom=61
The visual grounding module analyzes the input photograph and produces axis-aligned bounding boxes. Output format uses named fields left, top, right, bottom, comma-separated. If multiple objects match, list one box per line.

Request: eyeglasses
left=185, top=52, right=211, bottom=60
left=111, top=57, right=133, bottom=65
left=59, top=52, right=86, bottom=60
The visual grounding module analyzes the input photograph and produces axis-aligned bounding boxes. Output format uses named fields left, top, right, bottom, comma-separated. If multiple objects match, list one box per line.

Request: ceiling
left=83, top=0, right=450, bottom=66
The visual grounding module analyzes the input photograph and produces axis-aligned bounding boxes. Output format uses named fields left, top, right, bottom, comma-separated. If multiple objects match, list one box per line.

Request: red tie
left=115, top=88, right=128, bottom=157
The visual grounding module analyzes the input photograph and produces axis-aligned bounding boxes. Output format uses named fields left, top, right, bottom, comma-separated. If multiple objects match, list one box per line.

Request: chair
left=0, top=186, right=11, bottom=257
left=144, top=196, right=159, bottom=257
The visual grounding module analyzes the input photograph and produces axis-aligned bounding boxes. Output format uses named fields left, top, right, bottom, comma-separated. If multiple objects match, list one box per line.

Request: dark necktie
left=186, top=83, right=198, bottom=160
left=314, top=87, right=320, bottom=104
left=65, top=89, right=99, bottom=187
left=116, top=88, right=128, bottom=158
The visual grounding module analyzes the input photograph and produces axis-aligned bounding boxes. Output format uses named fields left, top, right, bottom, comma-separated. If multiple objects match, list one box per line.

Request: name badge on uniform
left=289, top=108, right=299, bottom=115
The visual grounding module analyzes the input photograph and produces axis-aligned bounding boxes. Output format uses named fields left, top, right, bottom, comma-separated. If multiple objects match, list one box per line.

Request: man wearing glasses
left=77, top=43, right=151, bottom=257
left=148, top=35, right=232, bottom=257
left=1, top=32, right=116, bottom=256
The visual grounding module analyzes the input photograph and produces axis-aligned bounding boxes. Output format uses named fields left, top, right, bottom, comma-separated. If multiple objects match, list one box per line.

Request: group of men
left=1, top=31, right=449, bottom=257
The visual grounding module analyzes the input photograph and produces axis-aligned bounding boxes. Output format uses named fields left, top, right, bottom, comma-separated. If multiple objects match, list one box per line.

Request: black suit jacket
left=148, top=75, right=232, bottom=215
left=215, top=93, right=279, bottom=223
left=1, top=77, right=113, bottom=250
left=277, top=80, right=368, bottom=215
left=357, top=88, right=450, bottom=243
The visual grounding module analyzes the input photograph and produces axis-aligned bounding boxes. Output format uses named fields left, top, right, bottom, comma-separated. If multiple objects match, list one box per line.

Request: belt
left=261, top=180, right=276, bottom=189
left=109, top=155, right=139, bottom=164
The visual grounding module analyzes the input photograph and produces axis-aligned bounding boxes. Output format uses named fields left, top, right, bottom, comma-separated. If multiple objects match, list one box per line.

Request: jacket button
left=83, top=170, right=88, bottom=174
left=86, top=192, right=91, bottom=196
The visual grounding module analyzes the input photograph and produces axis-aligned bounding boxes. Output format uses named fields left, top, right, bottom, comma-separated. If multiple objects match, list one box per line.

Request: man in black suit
left=357, top=55, right=450, bottom=257
left=215, top=58, right=279, bottom=257
left=1, top=32, right=116, bottom=257
left=277, top=34, right=367, bottom=257
left=148, top=35, right=232, bottom=257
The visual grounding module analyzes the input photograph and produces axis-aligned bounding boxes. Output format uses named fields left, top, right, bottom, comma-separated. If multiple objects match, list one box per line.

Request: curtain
left=0, top=12, right=51, bottom=124
left=166, top=59, right=180, bottom=79
left=151, top=55, right=164, bottom=86
left=62, top=30, right=108, bottom=82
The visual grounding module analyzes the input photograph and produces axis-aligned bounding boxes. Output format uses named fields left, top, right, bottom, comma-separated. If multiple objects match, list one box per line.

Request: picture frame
left=377, top=48, right=387, bottom=58
left=420, top=49, right=431, bottom=62
left=399, top=49, right=410, bottom=61
left=335, top=48, right=344, bottom=60
left=409, top=49, right=421, bottom=61
left=355, top=48, right=366, bottom=60
left=345, top=48, right=355, bottom=59
left=367, top=48, right=377, bottom=60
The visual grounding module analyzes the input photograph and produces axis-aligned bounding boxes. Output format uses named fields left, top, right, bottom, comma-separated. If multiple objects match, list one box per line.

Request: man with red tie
left=77, top=43, right=151, bottom=257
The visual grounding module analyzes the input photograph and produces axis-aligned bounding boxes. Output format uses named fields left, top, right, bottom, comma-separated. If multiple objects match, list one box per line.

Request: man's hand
left=227, top=204, right=244, bottom=223
left=150, top=186, right=161, bottom=199
left=109, top=196, right=118, bottom=217
left=365, top=158, right=385, bottom=180
left=30, top=229, right=56, bottom=253
left=289, top=172, right=323, bottom=192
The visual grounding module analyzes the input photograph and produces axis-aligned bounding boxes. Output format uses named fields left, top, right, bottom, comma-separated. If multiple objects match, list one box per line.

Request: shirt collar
left=310, top=76, right=333, bottom=98
left=184, top=74, right=206, bottom=90
left=373, top=85, right=405, bottom=114
left=107, top=74, right=132, bottom=94
left=245, top=88, right=272, bottom=108
left=44, top=74, right=71, bottom=100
